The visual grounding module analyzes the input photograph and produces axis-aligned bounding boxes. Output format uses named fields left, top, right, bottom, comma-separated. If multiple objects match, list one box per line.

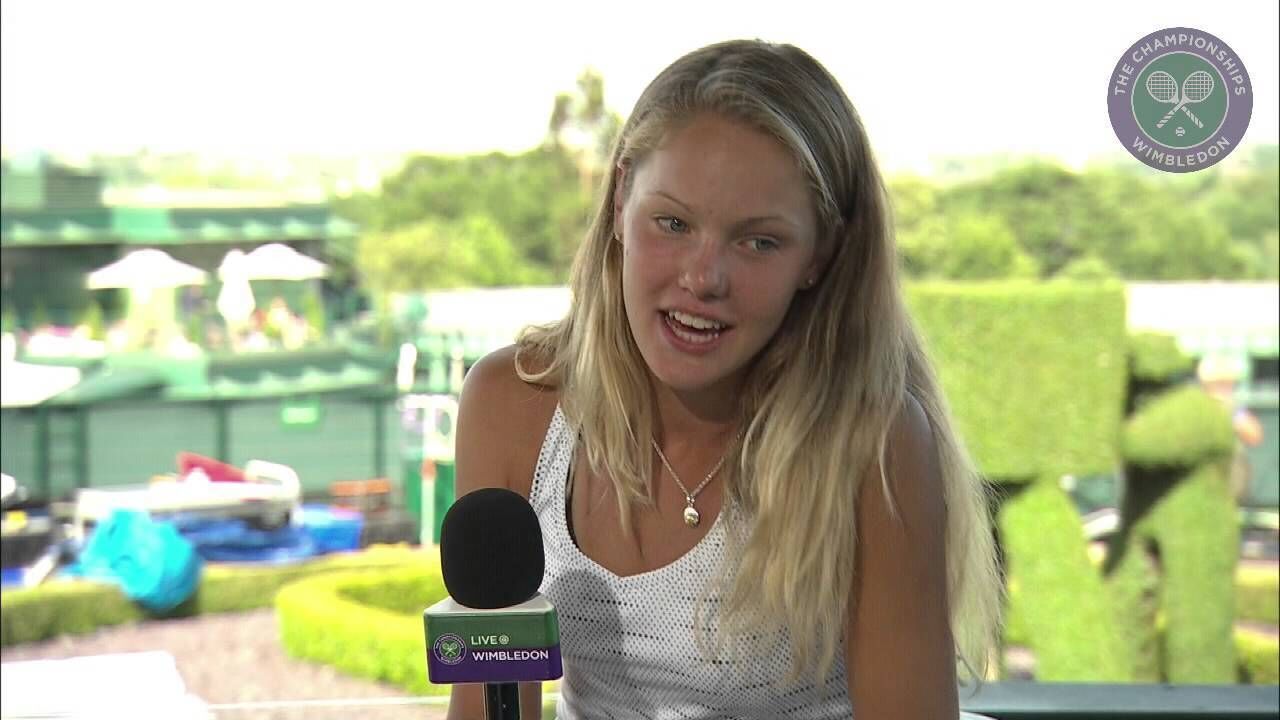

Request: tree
left=356, top=215, right=552, bottom=293
left=1055, top=254, right=1119, bottom=282
left=940, top=161, right=1101, bottom=277
left=343, top=146, right=591, bottom=282
left=547, top=69, right=624, bottom=198
left=888, top=148, right=1280, bottom=282
left=338, top=69, right=623, bottom=286
left=899, top=211, right=1038, bottom=280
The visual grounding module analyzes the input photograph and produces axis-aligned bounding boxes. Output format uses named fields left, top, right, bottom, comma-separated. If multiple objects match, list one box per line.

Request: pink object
left=176, top=452, right=246, bottom=483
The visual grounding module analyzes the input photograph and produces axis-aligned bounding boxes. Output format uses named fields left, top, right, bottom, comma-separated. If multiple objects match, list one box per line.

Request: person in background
left=1198, top=354, right=1264, bottom=502
left=449, top=39, right=1003, bottom=719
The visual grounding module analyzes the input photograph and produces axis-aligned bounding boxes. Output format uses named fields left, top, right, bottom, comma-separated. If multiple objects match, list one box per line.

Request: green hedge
left=1236, top=627, right=1280, bottom=684
left=1122, top=384, right=1235, bottom=468
left=276, top=562, right=448, bottom=695
left=908, top=281, right=1127, bottom=480
left=1237, top=564, right=1280, bottom=625
left=1006, top=562, right=1279, bottom=684
left=999, top=477, right=1135, bottom=681
left=1111, top=339, right=1241, bottom=684
left=1129, top=332, right=1195, bottom=384
left=1103, top=527, right=1164, bottom=682
left=0, top=546, right=422, bottom=647
left=1145, top=462, right=1240, bottom=683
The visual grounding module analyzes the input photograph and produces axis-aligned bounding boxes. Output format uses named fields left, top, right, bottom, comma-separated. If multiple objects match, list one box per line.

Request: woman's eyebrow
left=651, top=189, right=694, bottom=213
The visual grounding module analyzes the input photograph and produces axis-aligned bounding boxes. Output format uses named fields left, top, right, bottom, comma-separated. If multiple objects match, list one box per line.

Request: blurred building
left=0, top=156, right=357, bottom=332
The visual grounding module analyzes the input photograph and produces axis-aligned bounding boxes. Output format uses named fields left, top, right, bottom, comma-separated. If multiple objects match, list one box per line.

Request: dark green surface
left=424, top=603, right=560, bottom=649
left=1, top=205, right=356, bottom=246
left=1242, top=396, right=1279, bottom=508
left=1, top=348, right=401, bottom=498
left=960, top=682, right=1279, bottom=719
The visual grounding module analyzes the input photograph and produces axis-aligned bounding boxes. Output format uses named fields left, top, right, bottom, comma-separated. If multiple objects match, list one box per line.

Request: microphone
left=424, top=487, right=562, bottom=719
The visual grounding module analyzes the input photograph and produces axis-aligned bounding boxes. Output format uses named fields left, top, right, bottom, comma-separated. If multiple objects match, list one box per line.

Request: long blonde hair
left=518, top=39, right=1002, bottom=685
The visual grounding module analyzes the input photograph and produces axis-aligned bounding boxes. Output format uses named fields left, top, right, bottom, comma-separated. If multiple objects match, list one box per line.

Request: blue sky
left=2, top=0, right=1276, bottom=175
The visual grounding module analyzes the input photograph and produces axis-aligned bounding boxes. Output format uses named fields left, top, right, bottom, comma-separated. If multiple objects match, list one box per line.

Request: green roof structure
left=1, top=205, right=357, bottom=248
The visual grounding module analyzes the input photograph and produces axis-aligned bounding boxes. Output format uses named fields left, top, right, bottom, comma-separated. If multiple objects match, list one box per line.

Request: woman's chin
left=647, top=360, right=749, bottom=399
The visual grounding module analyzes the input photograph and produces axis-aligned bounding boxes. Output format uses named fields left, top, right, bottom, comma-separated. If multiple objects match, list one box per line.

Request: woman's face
left=616, top=112, right=821, bottom=397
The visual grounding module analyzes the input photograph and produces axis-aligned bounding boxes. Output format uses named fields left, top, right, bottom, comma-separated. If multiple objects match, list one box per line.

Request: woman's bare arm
left=446, top=347, right=546, bottom=719
left=846, top=394, right=957, bottom=719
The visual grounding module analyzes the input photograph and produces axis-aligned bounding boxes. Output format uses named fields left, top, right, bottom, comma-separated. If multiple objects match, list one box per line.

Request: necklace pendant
left=683, top=504, right=701, bottom=527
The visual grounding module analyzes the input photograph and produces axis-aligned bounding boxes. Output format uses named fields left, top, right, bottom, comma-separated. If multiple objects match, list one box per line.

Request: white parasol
left=86, top=249, right=207, bottom=290
left=241, top=243, right=329, bottom=281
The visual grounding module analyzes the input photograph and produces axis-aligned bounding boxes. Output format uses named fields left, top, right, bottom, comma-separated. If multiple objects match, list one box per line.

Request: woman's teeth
left=667, top=310, right=725, bottom=330
left=665, top=311, right=725, bottom=344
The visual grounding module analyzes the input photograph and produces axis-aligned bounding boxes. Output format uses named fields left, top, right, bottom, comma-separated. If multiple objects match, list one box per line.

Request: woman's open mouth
left=660, top=310, right=731, bottom=352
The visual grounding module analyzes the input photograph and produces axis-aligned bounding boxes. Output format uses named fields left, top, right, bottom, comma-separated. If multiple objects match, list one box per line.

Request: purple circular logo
left=1108, top=27, right=1252, bottom=172
left=433, top=633, right=466, bottom=666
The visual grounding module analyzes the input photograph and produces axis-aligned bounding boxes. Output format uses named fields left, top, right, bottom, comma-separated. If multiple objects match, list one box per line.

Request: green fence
left=0, top=393, right=400, bottom=501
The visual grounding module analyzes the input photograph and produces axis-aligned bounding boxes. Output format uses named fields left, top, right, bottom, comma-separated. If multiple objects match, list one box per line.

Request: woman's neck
left=651, top=380, right=741, bottom=453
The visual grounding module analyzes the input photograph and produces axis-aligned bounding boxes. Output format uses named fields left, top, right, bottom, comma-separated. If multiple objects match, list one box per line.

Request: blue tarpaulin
left=66, top=510, right=202, bottom=612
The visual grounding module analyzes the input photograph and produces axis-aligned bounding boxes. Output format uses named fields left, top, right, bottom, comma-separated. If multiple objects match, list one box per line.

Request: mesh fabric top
left=531, top=406, right=854, bottom=719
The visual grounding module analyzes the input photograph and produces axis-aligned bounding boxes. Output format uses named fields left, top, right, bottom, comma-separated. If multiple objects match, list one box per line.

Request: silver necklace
left=650, top=437, right=732, bottom=527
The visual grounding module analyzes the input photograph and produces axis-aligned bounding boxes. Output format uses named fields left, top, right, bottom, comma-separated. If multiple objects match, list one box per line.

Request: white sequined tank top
left=531, top=406, right=854, bottom=719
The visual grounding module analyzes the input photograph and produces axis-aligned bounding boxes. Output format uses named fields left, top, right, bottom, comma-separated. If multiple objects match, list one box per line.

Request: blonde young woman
left=448, top=40, right=1002, bottom=719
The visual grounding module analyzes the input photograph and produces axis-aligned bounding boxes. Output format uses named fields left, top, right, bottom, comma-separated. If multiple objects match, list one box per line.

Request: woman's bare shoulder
left=455, top=344, right=560, bottom=498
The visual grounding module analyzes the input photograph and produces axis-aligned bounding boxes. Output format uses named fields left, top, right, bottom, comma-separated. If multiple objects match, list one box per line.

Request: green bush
left=1006, top=557, right=1278, bottom=683
left=1103, top=532, right=1164, bottom=681
left=999, top=477, right=1135, bottom=681
left=276, top=563, right=448, bottom=695
left=908, top=281, right=1127, bottom=480
left=1146, top=463, right=1240, bottom=683
left=907, top=282, right=1132, bottom=682
left=1236, top=626, right=1280, bottom=684
left=0, top=546, right=422, bottom=647
left=1122, top=384, right=1235, bottom=468
left=1128, top=333, right=1195, bottom=384
left=1109, top=331, right=1244, bottom=683
left=1237, top=563, right=1280, bottom=625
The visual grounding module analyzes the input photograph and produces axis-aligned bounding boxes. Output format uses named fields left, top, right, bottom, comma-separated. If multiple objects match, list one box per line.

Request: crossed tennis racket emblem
left=1144, top=70, right=1214, bottom=130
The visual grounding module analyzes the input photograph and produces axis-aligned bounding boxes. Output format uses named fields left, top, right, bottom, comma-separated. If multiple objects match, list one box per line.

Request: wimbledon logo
left=1108, top=27, right=1252, bottom=172
left=434, top=634, right=466, bottom=666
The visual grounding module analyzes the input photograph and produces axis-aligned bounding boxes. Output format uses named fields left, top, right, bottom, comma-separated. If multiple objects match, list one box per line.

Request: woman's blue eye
left=657, top=216, right=688, bottom=233
left=748, top=237, right=780, bottom=253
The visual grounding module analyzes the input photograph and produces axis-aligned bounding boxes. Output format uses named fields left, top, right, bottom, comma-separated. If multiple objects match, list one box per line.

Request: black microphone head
left=439, top=487, right=544, bottom=609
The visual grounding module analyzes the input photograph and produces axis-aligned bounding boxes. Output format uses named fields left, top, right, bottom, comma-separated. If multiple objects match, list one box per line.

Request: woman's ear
left=802, top=227, right=838, bottom=288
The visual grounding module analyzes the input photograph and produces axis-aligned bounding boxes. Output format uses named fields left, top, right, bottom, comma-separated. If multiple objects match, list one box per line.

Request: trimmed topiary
left=275, top=562, right=448, bottom=695
left=1123, top=384, right=1235, bottom=469
left=0, top=546, right=421, bottom=647
left=1128, top=332, right=1195, bottom=385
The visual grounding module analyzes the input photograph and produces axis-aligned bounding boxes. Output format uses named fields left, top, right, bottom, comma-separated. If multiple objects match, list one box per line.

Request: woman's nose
left=678, top=241, right=728, bottom=300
